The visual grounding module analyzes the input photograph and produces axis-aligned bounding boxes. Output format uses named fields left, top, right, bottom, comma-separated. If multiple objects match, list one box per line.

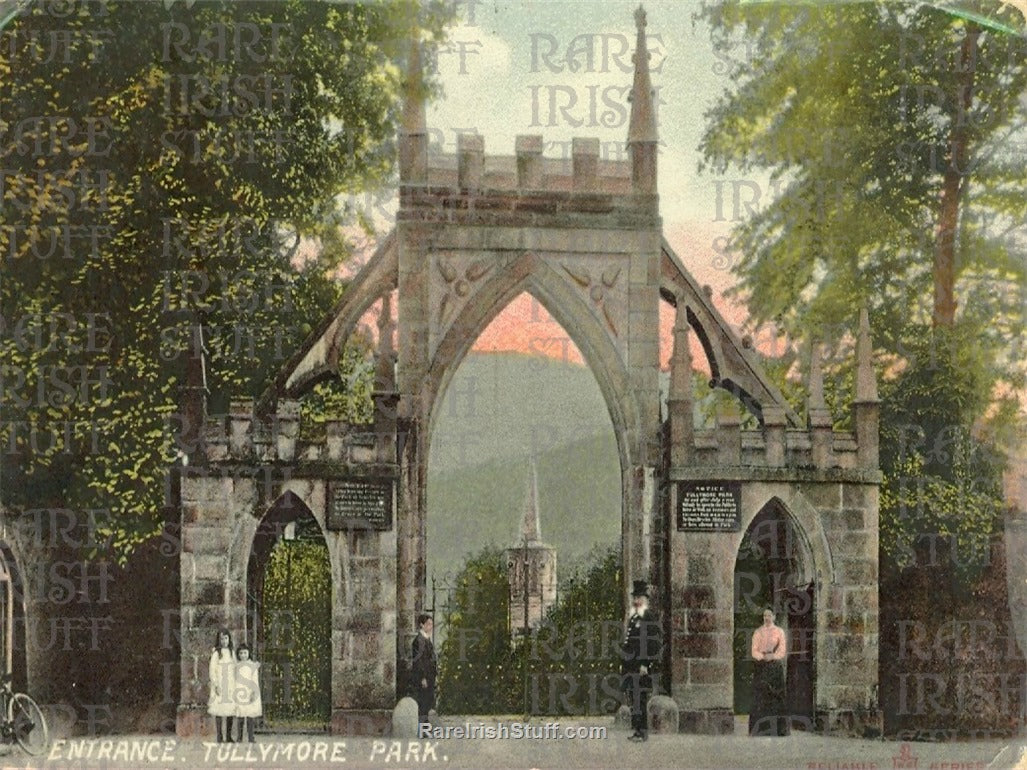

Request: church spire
left=506, top=456, right=557, bottom=638
left=520, top=458, right=542, bottom=543
left=627, top=5, right=657, bottom=194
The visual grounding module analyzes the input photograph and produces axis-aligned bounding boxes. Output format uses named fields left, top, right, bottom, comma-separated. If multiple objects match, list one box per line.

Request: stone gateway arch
left=175, top=8, right=881, bottom=737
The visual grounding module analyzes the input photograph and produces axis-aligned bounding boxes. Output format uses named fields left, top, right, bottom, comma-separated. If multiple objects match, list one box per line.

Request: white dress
left=207, top=648, right=236, bottom=717
left=234, top=661, right=263, bottom=718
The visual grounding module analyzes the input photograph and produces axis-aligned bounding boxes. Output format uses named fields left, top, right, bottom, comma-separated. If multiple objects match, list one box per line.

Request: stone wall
left=812, top=481, right=880, bottom=735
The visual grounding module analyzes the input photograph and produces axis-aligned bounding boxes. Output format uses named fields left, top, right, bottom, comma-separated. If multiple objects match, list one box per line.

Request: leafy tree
left=0, top=0, right=451, bottom=557
left=698, top=2, right=1026, bottom=734
left=879, top=325, right=1007, bottom=585
left=877, top=328, right=1021, bottom=736
left=437, top=544, right=626, bottom=717
left=697, top=1, right=1027, bottom=380
left=529, top=545, right=623, bottom=716
left=696, top=0, right=1022, bottom=557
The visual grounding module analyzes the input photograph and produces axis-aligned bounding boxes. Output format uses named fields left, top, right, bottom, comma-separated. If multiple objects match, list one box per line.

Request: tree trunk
left=932, top=22, right=980, bottom=328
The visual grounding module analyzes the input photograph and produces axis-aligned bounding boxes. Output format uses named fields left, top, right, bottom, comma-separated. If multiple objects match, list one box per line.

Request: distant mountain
left=427, top=351, right=618, bottom=475
left=426, top=351, right=620, bottom=588
left=426, top=431, right=620, bottom=590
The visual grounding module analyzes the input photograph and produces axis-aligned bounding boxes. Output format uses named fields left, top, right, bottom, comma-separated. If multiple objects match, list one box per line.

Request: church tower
left=506, top=459, right=557, bottom=636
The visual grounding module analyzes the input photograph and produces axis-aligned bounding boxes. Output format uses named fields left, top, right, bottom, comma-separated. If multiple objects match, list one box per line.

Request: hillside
left=427, top=351, right=618, bottom=474
left=426, top=351, right=621, bottom=587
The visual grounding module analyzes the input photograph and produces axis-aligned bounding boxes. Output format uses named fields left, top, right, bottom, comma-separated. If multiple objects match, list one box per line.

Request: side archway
left=232, top=488, right=336, bottom=728
left=731, top=493, right=824, bottom=733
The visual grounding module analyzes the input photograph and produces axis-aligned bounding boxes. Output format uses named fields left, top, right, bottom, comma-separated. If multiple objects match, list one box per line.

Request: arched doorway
left=733, top=501, right=816, bottom=733
left=424, top=289, right=625, bottom=716
left=247, top=492, right=331, bottom=730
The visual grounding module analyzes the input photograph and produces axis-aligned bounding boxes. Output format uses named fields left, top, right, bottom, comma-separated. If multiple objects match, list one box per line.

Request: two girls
left=208, top=630, right=263, bottom=743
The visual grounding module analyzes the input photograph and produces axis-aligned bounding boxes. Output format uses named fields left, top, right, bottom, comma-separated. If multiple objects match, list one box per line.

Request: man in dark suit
left=411, top=613, right=437, bottom=730
left=621, top=579, right=662, bottom=742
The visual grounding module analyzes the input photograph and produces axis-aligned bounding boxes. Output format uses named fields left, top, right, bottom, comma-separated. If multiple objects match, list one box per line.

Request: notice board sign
left=327, top=478, right=393, bottom=531
left=676, top=481, right=741, bottom=532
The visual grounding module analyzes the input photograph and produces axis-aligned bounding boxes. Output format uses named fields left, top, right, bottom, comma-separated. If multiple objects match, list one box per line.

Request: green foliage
left=698, top=0, right=1022, bottom=583
left=879, top=325, right=1006, bottom=585
left=437, top=546, right=521, bottom=714
left=528, top=545, right=623, bottom=716
left=0, top=0, right=452, bottom=556
left=697, top=1, right=1027, bottom=379
left=299, top=328, right=377, bottom=440
left=261, top=536, right=331, bottom=724
left=437, top=544, right=624, bottom=716
left=698, top=8, right=1024, bottom=731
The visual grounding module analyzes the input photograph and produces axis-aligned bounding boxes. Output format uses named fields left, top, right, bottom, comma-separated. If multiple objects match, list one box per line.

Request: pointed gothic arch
left=243, top=491, right=332, bottom=726
left=423, top=252, right=640, bottom=475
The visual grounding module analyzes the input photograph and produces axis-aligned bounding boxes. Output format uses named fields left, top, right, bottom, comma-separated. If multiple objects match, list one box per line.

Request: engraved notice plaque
left=327, top=479, right=393, bottom=531
left=676, top=481, right=741, bottom=532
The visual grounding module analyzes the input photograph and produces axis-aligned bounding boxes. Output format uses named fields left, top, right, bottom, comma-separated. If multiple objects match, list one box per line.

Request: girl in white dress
left=208, top=629, right=236, bottom=743
left=234, top=644, right=262, bottom=743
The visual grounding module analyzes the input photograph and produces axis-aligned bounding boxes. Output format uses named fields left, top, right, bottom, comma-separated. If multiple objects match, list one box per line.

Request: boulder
left=391, top=697, right=420, bottom=739
left=647, top=695, right=679, bottom=734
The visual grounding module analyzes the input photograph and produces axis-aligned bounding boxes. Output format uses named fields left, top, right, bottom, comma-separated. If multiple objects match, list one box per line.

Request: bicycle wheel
left=10, top=692, right=48, bottom=756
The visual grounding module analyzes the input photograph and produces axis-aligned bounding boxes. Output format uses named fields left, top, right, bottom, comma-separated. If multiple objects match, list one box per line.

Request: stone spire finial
left=808, top=341, right=827, bottom=412
left=627, top=5, right=657, bottom=145
left=807, top=340, right=832, bottom=466
left=669, top=301, right=693, bottom=401
left=182, top=316, right=209, bottom=466
left=375, top=292, right=396, bottom=391
left=668, top=299, right=694, bottom=466
left=855, top=307, right=879, bottom=403
left=853, top=307, right=880, bottom=469
left=399, top=32, right=427, bottom=182
left=520, top=458, right=542, bottom=543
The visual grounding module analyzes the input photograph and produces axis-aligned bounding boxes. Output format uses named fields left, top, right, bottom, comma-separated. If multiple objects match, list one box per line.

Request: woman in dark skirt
left=749, top=609, right=789, bottom=736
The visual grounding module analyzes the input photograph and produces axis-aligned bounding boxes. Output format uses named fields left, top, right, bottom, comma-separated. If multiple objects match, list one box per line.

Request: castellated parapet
left=202, top=399, right=396, bottom=468
left=424, top=134, right=633, bottom=194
